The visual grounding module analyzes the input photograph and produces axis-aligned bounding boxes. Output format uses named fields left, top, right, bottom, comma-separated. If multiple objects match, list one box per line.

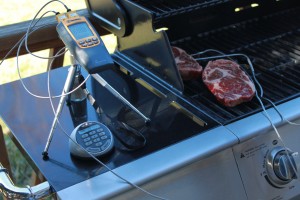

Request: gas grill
left=87, top=0, right=300, bottom=126
left=1, top=0, right=300, bottom=200
left=83, top=0, right=300, bottom=199
left=180, top=7, right=300, bottom=124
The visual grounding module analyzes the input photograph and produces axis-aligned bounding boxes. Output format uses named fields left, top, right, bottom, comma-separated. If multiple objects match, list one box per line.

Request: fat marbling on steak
left=172, top=46, right=203, bottom=80
left=202, top=59, right=256, bottom=107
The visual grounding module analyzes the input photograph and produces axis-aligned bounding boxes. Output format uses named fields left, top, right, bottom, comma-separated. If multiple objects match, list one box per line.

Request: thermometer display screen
left=68, top=22, right=94, bottom=40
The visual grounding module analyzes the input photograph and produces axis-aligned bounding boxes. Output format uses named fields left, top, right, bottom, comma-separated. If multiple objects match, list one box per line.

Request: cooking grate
left=171, top=8, right=300, bottom=124
left=129, top=0, right=228, bottom=19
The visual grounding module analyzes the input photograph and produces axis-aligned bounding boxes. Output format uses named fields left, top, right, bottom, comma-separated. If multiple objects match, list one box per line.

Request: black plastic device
left=56, top=14, right=114, bottom=74
left=69, top=121, right=114, bottom=158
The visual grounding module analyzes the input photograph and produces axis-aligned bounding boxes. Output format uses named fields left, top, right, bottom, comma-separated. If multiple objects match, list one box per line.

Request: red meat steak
left=172, top=46, right=203, bottom=80
left=202, top=59, right=255, bottom=107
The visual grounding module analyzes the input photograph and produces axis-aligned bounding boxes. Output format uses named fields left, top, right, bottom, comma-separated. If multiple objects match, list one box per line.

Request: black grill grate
left=128, top=0, right=228, bottom=19
left=171, top=8, right=300, bottom=124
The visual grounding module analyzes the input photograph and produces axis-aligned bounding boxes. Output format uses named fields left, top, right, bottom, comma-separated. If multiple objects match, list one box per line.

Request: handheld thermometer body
left=56, top=15, right=114, bottom=73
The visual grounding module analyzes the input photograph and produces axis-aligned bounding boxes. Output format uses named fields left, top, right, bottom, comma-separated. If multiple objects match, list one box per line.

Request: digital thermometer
left=56, top=13, right=114, bottom=73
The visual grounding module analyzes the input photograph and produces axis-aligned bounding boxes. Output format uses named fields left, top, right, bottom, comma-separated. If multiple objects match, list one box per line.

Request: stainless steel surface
left=111, top=148, right=247, bottom=200
left=226, top=97, right=300, bottom=142
left=57, top=126, right=238, bottom=199
left=3, top=2, right=300, bottom=198
left=229, top=97, right=300, bottom=200
left=233, top=119, right=300, bottom=200
left=0, top=163, right=51, bottom=199
left=58, top=1, right=300, bottom=199
left=57, top=96, right=300, bottom=200
left=266, top=146, right=297, bottom=186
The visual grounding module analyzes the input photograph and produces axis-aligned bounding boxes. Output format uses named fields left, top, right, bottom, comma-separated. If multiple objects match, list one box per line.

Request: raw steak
left=202, top=59, right=256, bottom=107
left=172, top=46, right=203, bottom=80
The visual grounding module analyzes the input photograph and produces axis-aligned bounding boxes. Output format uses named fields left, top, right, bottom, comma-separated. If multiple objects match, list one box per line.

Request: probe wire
left=0, top=11, right=57, bottom=66
left=20, top=2, right=168, bottom=199
left=14, top=10, right=89, bottom=99
left=10, top=0, right=299, bottom=196
left=193, top=49, right=300, bottom=126
left=193, top=49, right=299, bottom=178
left=24, top=0, right=70, bottom=60
left=4, top=4, right=299, bottom=195
left=47, top=49, right=168, bottom=200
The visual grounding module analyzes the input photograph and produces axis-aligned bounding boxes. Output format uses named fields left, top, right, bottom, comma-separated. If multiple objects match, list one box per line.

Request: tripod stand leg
left=42, top=65, right=77, bottom=159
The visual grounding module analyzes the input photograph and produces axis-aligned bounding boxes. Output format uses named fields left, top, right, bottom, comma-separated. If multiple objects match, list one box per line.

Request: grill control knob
left=266, top=146, right=299, bottom=187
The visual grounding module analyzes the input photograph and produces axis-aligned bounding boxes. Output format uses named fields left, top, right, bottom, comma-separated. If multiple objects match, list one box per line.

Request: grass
left=0, top=1, right=117, bottom=199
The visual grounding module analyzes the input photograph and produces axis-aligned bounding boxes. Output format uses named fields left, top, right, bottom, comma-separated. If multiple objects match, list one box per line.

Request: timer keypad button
left=97, top=128, right=103, bottom=132
left=91, top=134, right=98, bottom=139
left=93, top=138, right=101, bottom=142
left=89, top=131, right=96, bottom=135
left=95, top=142, right=102, bottom=147
left=99, top=132, right=105, bottom=136
left=101, top=135, right=108, bottom=140
left=85, top=141, right=93, bottom=146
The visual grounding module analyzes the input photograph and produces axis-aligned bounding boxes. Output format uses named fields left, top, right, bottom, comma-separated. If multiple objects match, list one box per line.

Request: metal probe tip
left=145, top=118, right=151, bottom=126
left=42, top=151, right=49, bottom=160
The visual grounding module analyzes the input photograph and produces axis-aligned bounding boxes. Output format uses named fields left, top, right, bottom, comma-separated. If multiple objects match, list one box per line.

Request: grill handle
left=0, top=163, right=51, bottom=199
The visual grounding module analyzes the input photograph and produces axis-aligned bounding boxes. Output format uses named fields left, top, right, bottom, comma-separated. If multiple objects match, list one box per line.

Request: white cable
left=263, top=97, right=300, bottom=126
left=1, top=34, right=26, bottom=66
left=24, top=0, right=70, bottom=60
left=5, top=1, right=168, bottom=199
left=193, top=49, right=299, bottom=177
left=47, top=49, right=168, bottom=200
left=193, top=50, right=264, bottom=97
left=0, top=10, right=57, bottom=67
left=255, top=91, right=299, bottom=178
left=13, top=10, right=90, bottom=99
left=193, top=49, right=300, bottom=125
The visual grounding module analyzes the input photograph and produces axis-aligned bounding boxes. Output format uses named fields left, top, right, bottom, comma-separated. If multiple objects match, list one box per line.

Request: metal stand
left=42, top=65, right=78, bottom=159
left=42, top=64, right=150, bottom=159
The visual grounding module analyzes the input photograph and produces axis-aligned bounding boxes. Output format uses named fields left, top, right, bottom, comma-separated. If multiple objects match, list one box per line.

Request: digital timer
left=69, top=121, right=114, bottom=158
